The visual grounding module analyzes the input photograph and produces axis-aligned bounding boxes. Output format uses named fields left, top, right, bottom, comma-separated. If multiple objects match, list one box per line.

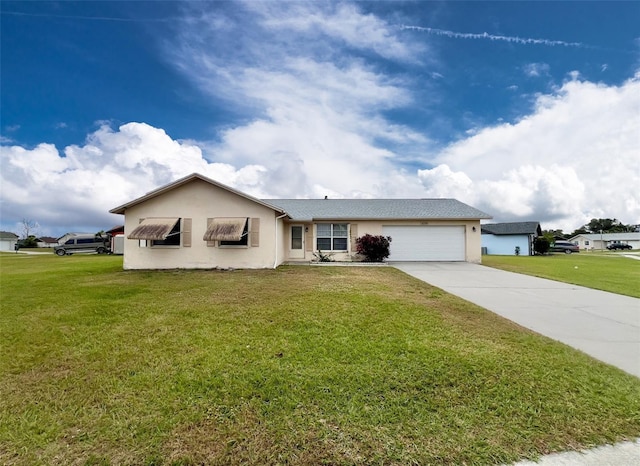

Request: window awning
left=203, top=218, right=247, bottom=241
left=128, top=218, right=180, bottom=240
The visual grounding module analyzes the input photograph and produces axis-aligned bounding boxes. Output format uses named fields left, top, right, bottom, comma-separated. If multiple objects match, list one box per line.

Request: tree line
left=543, top=218, right=637, bottom=240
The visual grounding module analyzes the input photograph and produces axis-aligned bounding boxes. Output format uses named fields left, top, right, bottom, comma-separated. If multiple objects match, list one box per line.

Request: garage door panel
left=382, top=226, right=465, bottom=261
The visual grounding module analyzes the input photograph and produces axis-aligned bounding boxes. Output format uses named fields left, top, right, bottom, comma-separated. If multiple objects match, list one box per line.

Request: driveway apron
left=392, top=262, right=640, bottom=378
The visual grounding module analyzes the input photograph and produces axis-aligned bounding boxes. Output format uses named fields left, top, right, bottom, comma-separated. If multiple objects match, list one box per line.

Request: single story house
left=481, top=222, right=542, bottom=256
left=569, top=232, right=640, bottom=251
left=0, top=231, right=19, bottom=252
left=106, top=225, right=125, bottom=255
left=109, top=173, right=492, bottom=270
left=36, top=236, right=59, bottom=247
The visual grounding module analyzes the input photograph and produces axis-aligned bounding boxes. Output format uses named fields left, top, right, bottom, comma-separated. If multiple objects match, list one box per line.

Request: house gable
left=112, top=175, right=288, bottom=270
left=110, top=173, right=287, bottom=217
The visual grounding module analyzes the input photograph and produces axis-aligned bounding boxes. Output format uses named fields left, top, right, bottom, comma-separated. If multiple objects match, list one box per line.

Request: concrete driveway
left=392, top=262, right=640, bottom=378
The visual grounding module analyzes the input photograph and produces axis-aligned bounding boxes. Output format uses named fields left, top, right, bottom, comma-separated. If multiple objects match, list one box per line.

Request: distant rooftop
left=0, top=231, right=19, bottom=239
left=569, top=232, right=640, bottom=241
left=481, top=222, right=541, bottom=236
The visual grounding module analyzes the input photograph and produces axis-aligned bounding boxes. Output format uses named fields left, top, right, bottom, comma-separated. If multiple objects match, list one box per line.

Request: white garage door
left=382, top=225, right=465, bottom=261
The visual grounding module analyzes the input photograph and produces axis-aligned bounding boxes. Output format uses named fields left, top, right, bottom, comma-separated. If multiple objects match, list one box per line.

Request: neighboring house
left=569, top=232, right=640, bottom=251
left=481, top=222, right=542, bottom=256
left=109, top=173, right=492, bottom=270
left=106, top=225, right=124, bottom=236
left=36, top=236, right=59, bottom=248
left=0, top=231, right=19, bottom=251
left=106, top=225, right=125, bottom=255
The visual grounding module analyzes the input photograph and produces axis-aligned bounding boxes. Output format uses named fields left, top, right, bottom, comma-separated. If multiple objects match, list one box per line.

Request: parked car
left=53, top=235, right=110, bottom=256
left=549, top=241, right=580, bottom=254
left=607, top=242, right=632, bottom=250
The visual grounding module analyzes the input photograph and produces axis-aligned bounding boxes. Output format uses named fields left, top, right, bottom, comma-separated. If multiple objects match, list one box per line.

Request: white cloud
left=0, top=120, right=425, bottom=236
left=523, top=62, right=550, bottom=77
left=419, top=75, right=640, bottom=230
left=252, top=2, right=419, bottom=61
left=0, top=123, right=271, bottom=235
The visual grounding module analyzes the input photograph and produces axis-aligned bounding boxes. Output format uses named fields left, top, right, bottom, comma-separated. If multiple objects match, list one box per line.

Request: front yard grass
left=482, top=253, right=640, bottom=298
left=1, top=254, right=639, bottom=465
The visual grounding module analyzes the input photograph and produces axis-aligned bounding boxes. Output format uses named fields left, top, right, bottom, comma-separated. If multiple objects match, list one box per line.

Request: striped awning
left=203, top=218, right=247, bottom=241
left=128, top=218, right=179, bottom=240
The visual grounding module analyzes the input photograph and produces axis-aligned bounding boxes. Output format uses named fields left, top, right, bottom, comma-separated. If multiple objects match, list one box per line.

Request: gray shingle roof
left=262, top=199, right=492, bottom=221
left=0, top=231, right=19, bottom=240
left=481, top=222, right=541, bottom=236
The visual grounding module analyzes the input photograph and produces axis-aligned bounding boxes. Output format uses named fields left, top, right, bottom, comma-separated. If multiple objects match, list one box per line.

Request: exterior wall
left=482, top=234, right=532, bottom=255
left=0, top=239, right=18, bottom=251
left=571, top=234, right=640, bottom=251
left=121, top=179, right=282, bottom=269
left=283, top=219, right=483, bottom=263
left=572, top=236, right=602, bottom=251
left=37, top=241, right=59, bottom=248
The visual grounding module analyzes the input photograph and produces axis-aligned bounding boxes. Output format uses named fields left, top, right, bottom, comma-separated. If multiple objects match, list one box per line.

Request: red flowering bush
left=355, top=234, right=392, bottom=262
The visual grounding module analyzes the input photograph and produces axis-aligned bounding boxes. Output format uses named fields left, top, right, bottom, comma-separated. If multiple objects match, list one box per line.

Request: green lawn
left=1, top=254, right=639, bottom=465
left=482, top=253, right=640, bottom=298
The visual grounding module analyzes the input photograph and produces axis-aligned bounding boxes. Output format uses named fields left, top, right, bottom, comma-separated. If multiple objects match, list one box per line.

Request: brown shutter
left=305, top=224, right=313, bottom=252
left=206, top=218, right=216, bottom=247
left=350, top=223, right=358, bottom=252
left=250, top=218, right=260, bottom=247
left=182, top=218, right=192, bottom=247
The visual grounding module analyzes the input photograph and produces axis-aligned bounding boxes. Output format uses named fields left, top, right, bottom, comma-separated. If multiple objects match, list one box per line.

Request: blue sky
left=1, top=1, right=639, bottom=236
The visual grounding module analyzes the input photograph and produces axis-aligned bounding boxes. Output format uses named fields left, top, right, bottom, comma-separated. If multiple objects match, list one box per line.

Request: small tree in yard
left=355, top=234, right=392, bottom=262
left=534, top=236, right=550, bottom=255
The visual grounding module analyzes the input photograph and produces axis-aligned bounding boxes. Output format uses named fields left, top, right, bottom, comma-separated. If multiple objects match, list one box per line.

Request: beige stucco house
left=109, top=173, right=492, bottom=270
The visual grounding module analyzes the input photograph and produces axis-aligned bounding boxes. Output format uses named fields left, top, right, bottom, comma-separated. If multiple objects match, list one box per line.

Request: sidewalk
left=511, top=438, right=640, bottom=465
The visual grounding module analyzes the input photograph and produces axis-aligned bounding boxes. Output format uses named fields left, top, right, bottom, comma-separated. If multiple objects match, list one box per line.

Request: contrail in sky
left=401, top=25, right=586, bottom=48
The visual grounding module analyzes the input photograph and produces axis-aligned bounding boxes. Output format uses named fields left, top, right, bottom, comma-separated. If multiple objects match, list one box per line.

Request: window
left=220, top=219, right=249, bottom=247
left=585, top=240, right=590, bottom=246
left=316, top=223, right=348, bottom=251
left=152, top=219, right=181, bottom=247
left=77, top=238, right=95, bottom=244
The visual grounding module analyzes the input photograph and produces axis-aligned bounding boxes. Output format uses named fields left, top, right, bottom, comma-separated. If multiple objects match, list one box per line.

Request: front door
left=290, top=225, right=305, bottom=259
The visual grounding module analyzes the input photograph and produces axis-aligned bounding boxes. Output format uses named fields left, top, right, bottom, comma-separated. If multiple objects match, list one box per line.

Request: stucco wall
left=0, top=239, right=18, bottom=252
left=482, top=234, right=531, bottom=255
left=282, top=219, right=483, bottom=263
left=121, top=179, right=282, bottom=269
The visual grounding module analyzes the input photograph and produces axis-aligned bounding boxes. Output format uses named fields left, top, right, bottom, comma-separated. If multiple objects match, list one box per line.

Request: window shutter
left=182, top=218, right=192, bottom=247
left=305, top=224, right=313, bottom=252
left=206, top=218, right=216, bottom=247
left=350, top=223, right=358, bottom=252
left=250, top=218, right=260, bottom=247
left=138, top=218, right=146, bottom=247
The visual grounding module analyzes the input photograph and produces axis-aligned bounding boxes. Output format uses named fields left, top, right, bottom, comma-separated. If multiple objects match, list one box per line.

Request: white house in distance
left=481, top=222, right=542, bottom=256
left=569, top=232, right=640, bottom=251
left=0, top=231, right=19, bottom=251
left=109, top=173, right=492, bottom=270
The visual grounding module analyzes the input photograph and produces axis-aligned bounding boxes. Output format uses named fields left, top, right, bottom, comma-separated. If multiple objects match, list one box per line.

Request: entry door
left=290, top=225, right=305, bottom=259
